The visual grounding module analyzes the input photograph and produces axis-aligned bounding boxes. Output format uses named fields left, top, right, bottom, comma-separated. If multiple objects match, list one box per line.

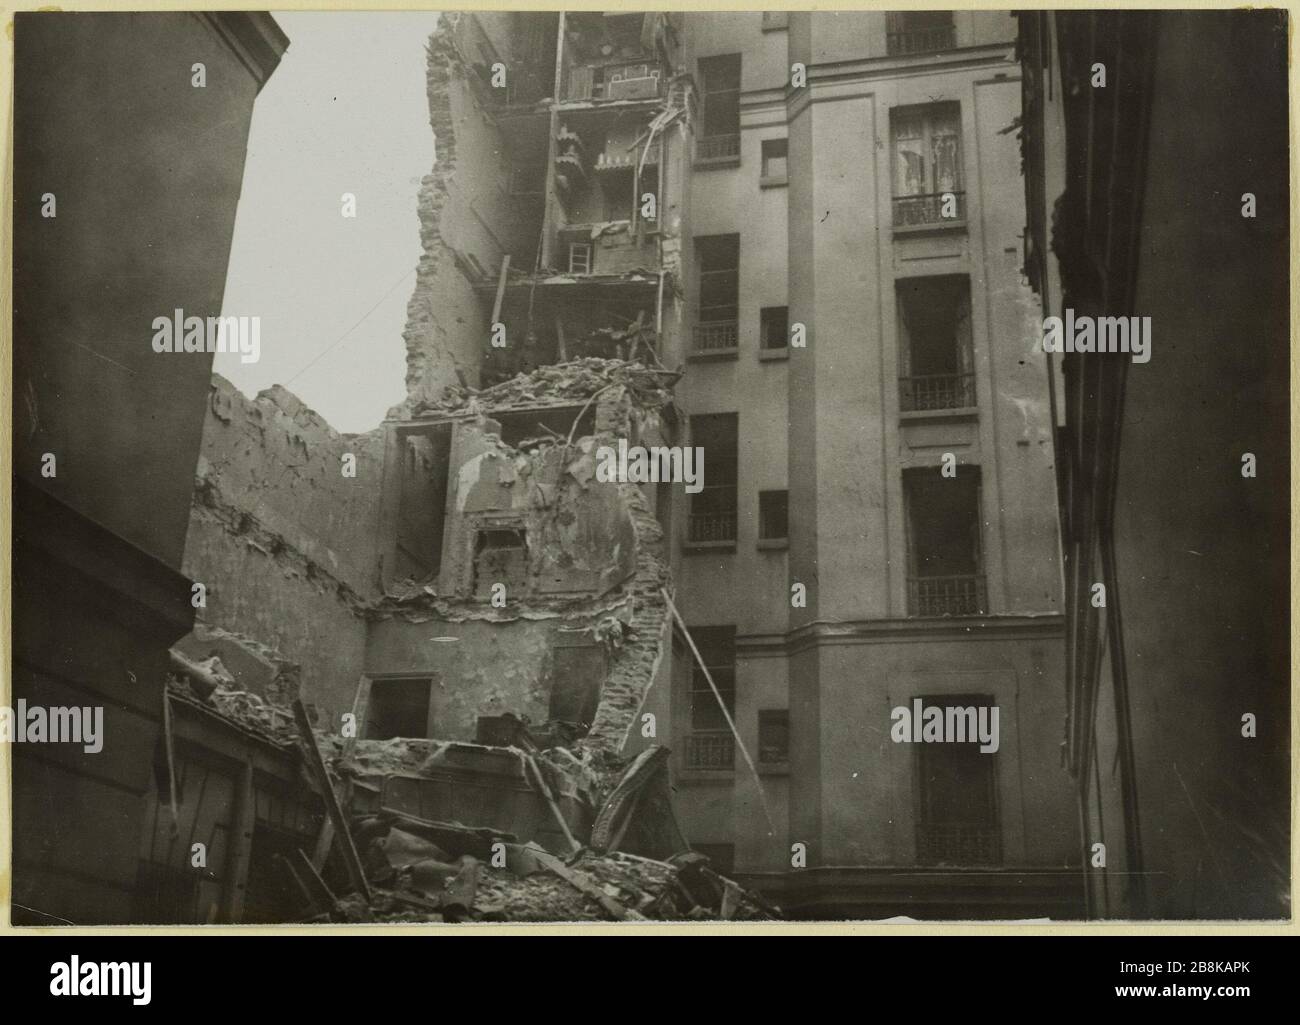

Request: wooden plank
left=276, top=852, right=320, bottom=917
left=529, top=845, right=646, bottom=922
left=296, top=847, right=337, bottom=908
left=222, top=760, right=256, bottom=923
left=490, top=254, right=511, bottom=326
left=312, top=678, right=368, bottom=871
left=539, top=12, right=566, bottom=270
left=310, top=820, right=335, bottom=873
left=521, top=753, right=580, bottom=854
left=663, top=590, right=776, bottom=836
left=292, top=699, right=370, bottom=901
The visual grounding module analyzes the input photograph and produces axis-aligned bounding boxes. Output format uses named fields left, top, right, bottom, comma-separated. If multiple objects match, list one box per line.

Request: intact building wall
left=1109, top=12, right=1289, bottom=919
left=668, top=11, right=1075, bottom=912
left=10, top=10, right=287, bottom=925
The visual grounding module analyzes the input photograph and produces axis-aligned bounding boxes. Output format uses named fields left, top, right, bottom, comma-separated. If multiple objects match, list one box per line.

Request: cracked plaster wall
left=370, top=374, right=674, bottom=754
left=181, top=374, right=384, bottom=720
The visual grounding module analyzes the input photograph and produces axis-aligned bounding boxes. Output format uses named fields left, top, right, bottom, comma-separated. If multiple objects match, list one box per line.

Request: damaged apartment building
left=13, top=11, right=1081, bottom=925
left=129, top=10, right=767, bottom=924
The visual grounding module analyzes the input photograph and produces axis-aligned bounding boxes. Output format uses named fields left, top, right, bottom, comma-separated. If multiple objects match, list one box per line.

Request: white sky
left=217, top=11, right=441, bottom=433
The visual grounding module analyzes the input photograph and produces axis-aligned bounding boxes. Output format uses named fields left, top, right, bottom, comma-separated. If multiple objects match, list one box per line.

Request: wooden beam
left=222, top=760, right=256, bottom=923
left=310, top=821, right=335, bottom=873
left=490, top=253, right=511, bottom=326
left=655, top=268, right=665, bottom=340
left=296, top=848, right=338, bottom=908
left=529, top=845, right=645, bottom=921
left=276, top=853, right=320, bottom=917
left=539, top=13, right=566, bottom=269
left=292, top=699, right=371, bottom=902
left=522, top=753, right=580, bottom=854
left=554, top=313, right=567, bottom=362
left=312, top=679, right=368, bottom=871
left=662, top=590, right=776, bottom=837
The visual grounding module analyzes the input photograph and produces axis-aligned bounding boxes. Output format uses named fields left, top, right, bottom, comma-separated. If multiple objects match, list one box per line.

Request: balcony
left=686, top=730, right=735, bottom=771
left=908, top=574, right=987, bottom=617
left=687, top=510, right=737, bottom=544
left=557, top=226, right=657, bottom=277
left=893, top=191, right=966, bottom=229
left=899, top=372, right=976, bottom=412
left=695, top=133, right=741, bottom=166
left=564, top=59, right=665, bottom=103
left=916, top=823, right=1002, bottom=866
left=692, top=319, right=739, bottom=355
left=887, top=25, right=957, bottom=57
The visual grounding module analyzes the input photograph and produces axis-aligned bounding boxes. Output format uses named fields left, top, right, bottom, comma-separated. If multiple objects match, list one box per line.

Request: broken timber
left=293, top=698, right=371, bottom=902
left=664, top=590, right=776, bottom=836
left=521, top=752, right=581, bottom=854
left=490, top=253, right=510, bottom=326
left=527, top=844, right=646, bottom=922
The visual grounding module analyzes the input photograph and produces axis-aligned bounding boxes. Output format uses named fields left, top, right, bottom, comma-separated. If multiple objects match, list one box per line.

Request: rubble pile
left=166, top=646, right=780, bottom=924
left=314, top=739, right=777, bottom=923
left=343, top=830, right=776, bottom=924
left=162, top=345, right=770, bottom=924
left=324, top=735, right=452, bottom=778
left=166, top=650, right=300, bottom=746
left=467, top=850, right=775, bottom=923
left=409, top=357, right=678, bottom=418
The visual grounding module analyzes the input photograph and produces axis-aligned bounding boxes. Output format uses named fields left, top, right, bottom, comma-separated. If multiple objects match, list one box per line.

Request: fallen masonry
left=164, top=649, right=779, bottom=923
left=166, top=283, right=768, bottom=920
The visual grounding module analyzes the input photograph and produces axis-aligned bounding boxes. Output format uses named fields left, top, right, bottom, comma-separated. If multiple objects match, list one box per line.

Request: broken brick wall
left=182, top=374, right=384, bottom=719
left=369, top=362, right=675, bottom=754
left=401, top=14, right=543, bottom=411
left=435, top=422, right=638, bottom=600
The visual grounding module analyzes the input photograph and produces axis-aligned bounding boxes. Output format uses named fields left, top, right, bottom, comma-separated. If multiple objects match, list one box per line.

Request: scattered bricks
left=407, top=358, right=677, bottom=419
left=583, top=481, right=670, bottom=755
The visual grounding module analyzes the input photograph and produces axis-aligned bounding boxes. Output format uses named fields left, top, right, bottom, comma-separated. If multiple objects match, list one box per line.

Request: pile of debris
left=335, top=833, right=776, bottom=923
left=166, top=648, right=300, bottom=746
left=310, top=713, right=777, bottom=923
left=409, top=357, right=679, bottom=418
left=314, top=741, right=779, bottom=923
left=166, top=639, right=779, bottom=924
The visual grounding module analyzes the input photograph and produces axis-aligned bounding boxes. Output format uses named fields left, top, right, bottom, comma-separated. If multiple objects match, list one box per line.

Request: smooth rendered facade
left=664, top=10, right=1078, bottom=918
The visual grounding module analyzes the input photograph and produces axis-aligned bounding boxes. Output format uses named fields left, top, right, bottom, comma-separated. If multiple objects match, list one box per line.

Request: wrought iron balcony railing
left=887, top=25, right=957, bottom=56
left=908, top=574, right=987, bottom=617
left=687, top=730, right=735, bottom=770
left=693, top=319, right=739, bottom=352
left=696, top=133, right=741, bottom=163
left=899, top=371, right=976, bottom=412
left=893, top=190, right=966, bottom=228
left=688, top=511, right=737, bottom=544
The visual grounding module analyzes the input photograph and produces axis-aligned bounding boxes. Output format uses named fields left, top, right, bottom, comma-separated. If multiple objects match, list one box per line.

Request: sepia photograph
left=6, top=6, right=1291, bottom=935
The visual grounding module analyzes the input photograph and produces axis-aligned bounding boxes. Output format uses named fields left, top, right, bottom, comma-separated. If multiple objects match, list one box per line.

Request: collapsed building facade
left=142, top=11, right=769, bottom=923
left=170, top=11, right=1081, bottom=922
left=166, top=349, right=758, bottom=920
left=12, top=11, right=1085, bottom=926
